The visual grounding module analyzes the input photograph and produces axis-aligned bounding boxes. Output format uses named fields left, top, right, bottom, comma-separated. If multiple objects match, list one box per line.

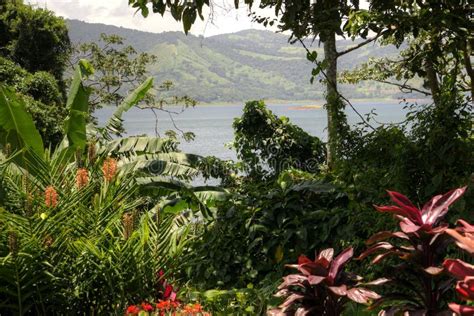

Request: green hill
left=67, top=19, right=414, bottom=103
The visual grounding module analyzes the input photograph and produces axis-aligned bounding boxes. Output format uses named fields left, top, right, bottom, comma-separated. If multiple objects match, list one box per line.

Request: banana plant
left=0, top=59, right=225, bottom=313
left=0, top=58, right=226, bottom=219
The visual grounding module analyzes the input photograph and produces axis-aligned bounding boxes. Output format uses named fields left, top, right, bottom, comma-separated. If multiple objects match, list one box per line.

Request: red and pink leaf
left=446, top=228, right=474, bottom=255
left=443, top=259, right=474, bottom=280
left=449, top=303, right=474, bottom=315
left=457, top=219, right=474, bottom=233
left=328, top=285, right=347, bottom=296
left=279, top=274, right=308, bottom=289
left=327, top=247, right=353, bottom=285
left=387, top=191, right=422, bottom=223
left=360, top=278, right=391, bottom=286
left=456, top=277, right=474, bottom=301
left=399, top=218, right=421, bottom=234
left=357, top=242, right=394, bottom=261
left=346, top=287, right=381, bottom=304
left=298, top=254, right=312, bottom=265
left=375, top=205, right=421, bottom=225
left=424, top=266, right=444, bottom=275
left=315, top=248, right=334, bottom=268
left=280, top=293, right=306, bottom=310
left=423, top=186, right=466, bottom=225
left=366, top=231, right=409, bottom=245
left=372, top=250, right=406, bottom=264
left=308, top=275, right=326, bottom=286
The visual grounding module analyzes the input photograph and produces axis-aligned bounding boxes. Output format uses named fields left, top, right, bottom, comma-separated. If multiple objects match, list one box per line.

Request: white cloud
left=26, top=0, right=369, bottom=36
left=26, top=0, right=273, bottom=36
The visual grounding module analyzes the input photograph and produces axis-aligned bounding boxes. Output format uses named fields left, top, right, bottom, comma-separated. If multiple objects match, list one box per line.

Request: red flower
left=156, top=300, right=171, bottom=311
left=141, top=302, right=153, bottom=312
left=183, top=303, right=206, bottom=315
left=158, top=269, right=165, bottom=278
left=126, top=305, right=140, bottom=315
left=164, top=284, right=173, bottom=299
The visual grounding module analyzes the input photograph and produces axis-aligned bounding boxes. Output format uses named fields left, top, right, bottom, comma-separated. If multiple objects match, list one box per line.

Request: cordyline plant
left=443, top=219, right=474, bottom=315
left=268, top=247, right=382, bottom=315
left=358, top=187, right=467, bottom=315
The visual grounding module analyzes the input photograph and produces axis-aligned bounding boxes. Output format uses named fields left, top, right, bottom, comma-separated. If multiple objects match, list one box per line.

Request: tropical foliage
left=0, top=58, right=214, bottom=314
left=0, top=1, right=472, bottom=315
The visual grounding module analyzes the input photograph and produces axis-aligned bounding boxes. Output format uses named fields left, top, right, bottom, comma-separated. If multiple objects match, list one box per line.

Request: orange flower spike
left=44, top=185, right=58, bottom=208
left=76, top=168, right=89, bottom=189
left=102, top=157, right=117, bottom=182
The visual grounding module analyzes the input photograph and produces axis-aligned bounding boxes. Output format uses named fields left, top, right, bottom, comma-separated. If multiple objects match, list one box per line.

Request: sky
left=26, top=0, right=275, bottom=37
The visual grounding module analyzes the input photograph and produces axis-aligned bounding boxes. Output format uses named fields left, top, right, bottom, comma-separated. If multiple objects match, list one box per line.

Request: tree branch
left=337, top=33, right=384, bottom=57
left=298, top=38, right=376, bottom=131
left=375, top=79, right=432, bottom=96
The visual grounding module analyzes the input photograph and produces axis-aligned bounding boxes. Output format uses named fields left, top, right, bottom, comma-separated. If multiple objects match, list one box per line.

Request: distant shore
left=197, top=97, right=431, bottom=107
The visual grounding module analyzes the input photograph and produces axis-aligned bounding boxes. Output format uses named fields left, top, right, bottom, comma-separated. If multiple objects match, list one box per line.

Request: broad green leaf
left=182, top=8, right=196, bottom=35
left=0, top=85, right=44, bottom=156
left=105, top=77, right=154, bottom=135
left=64, top=59, right=94, bottom=151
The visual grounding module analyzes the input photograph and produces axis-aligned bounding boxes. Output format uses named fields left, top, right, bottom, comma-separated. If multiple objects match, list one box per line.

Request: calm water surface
left=96, top=100, right=415, bottom=160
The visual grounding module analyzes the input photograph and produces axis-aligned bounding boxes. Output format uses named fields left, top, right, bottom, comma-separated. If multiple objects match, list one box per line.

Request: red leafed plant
left=358, top=187, right=467, bottom=315
left=268, top=247, right=382, bottom=315
left=156, top=269, right=178, bottom=302
left=443, top=219, right=474, bottom=315
left=446, top=219, right=474, bottom=256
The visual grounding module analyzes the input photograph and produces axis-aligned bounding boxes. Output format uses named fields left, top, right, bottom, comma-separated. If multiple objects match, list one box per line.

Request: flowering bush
left=125, top=271, right=210, bottom=315
left=125, top=301, right=210, bottom=315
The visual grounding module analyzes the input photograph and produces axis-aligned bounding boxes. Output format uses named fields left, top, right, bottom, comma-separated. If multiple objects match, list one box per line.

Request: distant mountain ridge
left=67, top=19, right=411, bottom=103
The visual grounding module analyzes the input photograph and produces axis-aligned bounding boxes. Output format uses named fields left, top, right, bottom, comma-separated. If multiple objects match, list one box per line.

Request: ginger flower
left=102, top=157, right=117, bottom=182
left=44, top=185, right=58, bottom=208
left=76, top=168, right=89, bottom=189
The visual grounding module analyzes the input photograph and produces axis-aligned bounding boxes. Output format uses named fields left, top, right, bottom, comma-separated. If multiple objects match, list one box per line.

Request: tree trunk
left=463, top=40, right=474, bottom=100
left=323, top=31, right=340, bottom=168
left=425, top=58, right=441, bottom=106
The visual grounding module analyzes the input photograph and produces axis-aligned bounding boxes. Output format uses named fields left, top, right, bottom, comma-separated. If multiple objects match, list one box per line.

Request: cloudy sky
left=27, top=0, right=276, bottom=36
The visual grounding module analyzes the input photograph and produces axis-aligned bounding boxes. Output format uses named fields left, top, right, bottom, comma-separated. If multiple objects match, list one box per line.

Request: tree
left=71, top=34, right=157, bottom=112
left=0, top=2, right=70, bottom=148
left=71, top=33, right=197, bottom=137
left=0, top=57, right=67, bottom=148
left=345, top=0, right=473, bottom=105
left=128, top=0, right=381, bottom=168
left=0, top=1, right=71, bottom=84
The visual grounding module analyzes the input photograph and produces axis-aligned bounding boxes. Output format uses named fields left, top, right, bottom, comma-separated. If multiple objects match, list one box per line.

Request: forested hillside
left=67, top=19, right=414, bottom=102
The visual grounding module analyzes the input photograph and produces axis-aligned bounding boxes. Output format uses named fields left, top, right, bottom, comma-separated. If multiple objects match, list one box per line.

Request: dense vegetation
left=0, top=0, right=472, bottom=315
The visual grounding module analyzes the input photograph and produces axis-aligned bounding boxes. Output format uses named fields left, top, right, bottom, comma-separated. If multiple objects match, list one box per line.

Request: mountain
left=67, top=19, right=412, bottom=103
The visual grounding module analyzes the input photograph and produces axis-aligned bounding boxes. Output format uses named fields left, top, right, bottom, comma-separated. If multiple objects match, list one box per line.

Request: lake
left=96, top=100, right=417, bottom=160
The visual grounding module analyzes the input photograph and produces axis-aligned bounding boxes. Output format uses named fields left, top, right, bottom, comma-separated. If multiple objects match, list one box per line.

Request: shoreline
left=196, top=97, right=431, bottom=107
left=101, top=98, right=432, bottom=109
